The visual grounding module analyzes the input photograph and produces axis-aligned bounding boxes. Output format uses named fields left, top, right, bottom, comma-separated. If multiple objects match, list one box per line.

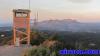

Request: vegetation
left=1, top=30, right=100, bottom=56
left=23, top=46, right=51, bottom=56
left=22, top=30, right=100, bottom=56
left=0, top=31, right=12, bottom=45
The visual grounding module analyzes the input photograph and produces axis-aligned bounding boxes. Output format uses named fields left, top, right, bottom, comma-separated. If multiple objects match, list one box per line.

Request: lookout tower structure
left=13, top=9, right=31, bottom=46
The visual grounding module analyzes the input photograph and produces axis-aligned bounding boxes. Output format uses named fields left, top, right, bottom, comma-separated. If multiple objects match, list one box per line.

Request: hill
left=32, top=19, right=100, bottom=32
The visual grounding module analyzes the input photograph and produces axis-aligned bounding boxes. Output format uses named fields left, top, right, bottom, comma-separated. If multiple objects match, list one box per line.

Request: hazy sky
left=0, top=0, right=100, bottom=23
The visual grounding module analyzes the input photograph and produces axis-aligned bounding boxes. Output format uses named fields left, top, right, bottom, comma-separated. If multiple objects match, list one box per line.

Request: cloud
left=68, top=0, right=92, bottom=3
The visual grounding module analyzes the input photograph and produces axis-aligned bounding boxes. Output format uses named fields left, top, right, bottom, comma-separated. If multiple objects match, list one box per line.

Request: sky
left=0, top=0, right=100, bottom=23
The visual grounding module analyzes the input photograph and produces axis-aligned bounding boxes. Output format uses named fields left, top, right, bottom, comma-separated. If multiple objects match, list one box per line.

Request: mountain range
left=32, top=19, right=100, bottom=32
left=1, top=19, right=100, bottom=32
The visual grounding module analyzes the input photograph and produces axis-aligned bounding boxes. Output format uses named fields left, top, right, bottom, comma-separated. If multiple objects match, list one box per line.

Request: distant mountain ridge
left=1, top=19, right=100, bottom=32
left=32, top=19, right=100, bottom=32
left=0, top=26, right=12, bottom=31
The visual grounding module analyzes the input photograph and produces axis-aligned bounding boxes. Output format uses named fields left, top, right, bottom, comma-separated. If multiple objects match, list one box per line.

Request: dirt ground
left=0, top=45, right=30, bottom=56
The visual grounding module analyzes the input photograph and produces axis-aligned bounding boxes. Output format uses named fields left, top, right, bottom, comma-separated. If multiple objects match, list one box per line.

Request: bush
left=30, top=31, right=45, bottom=46
left=22, top=46, right=51, bottom=56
